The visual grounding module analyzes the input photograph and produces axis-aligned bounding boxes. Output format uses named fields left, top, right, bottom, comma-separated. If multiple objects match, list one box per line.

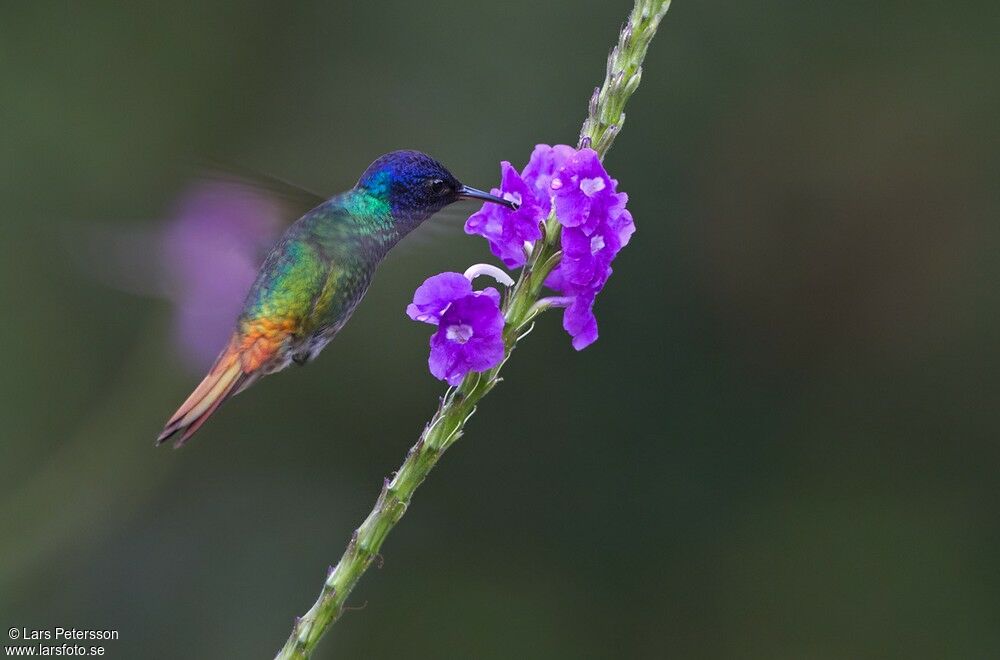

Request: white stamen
left=463, top=263, right=514, bottom=287
left=445, top=323, right=474, bottom=344
left=550, top=177, right=563, bottom=190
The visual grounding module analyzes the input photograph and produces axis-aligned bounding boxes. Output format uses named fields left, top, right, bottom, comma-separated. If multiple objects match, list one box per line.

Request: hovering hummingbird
left=156, top=150, right=514, bottom=447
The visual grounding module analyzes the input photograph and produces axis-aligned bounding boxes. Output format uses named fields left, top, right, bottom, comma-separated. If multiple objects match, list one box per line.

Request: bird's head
left=356, top=150, right=515, bottom=229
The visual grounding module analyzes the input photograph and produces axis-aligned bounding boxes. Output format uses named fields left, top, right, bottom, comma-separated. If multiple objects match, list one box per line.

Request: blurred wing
left=198, top=161, right=327, bottom=226
left=72, top=167, right=329, bottom=371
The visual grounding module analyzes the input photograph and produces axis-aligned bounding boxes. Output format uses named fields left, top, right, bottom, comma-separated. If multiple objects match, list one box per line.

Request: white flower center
left=590, top=235, right=606, bottom=254
left=550, top=177, right=563, bottom=190
left=580, top=177, right=606, bottom=197
left=446, top=323, right=474, bottom=344
left=503, top=191, right=522, bottom=206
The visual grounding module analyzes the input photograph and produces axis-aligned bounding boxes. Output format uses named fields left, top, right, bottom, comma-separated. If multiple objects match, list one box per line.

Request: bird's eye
left=429, top=178, right=449, bottom=195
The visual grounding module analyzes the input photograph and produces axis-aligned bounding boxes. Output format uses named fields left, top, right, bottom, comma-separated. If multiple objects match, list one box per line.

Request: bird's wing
left=300, top=257, right=371, bottom=339
left=199, top=160, right=328, bottom=220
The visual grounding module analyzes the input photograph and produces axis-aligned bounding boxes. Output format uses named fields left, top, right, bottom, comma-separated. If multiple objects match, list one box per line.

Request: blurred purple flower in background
left=407, top=272, right=506, bottom=385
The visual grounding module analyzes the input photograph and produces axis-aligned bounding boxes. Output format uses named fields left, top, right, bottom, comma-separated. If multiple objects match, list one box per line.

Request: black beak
left=458, top=184, right=518, bottom=210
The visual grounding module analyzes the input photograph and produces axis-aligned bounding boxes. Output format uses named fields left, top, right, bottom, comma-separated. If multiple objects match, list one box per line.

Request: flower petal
left=406, top=272, right=472, bottom=324
left=564, top=294, right=599, bottom=351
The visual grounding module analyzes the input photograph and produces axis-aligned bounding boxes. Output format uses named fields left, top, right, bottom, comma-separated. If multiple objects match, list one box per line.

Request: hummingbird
left=156, top=150, right=514, bottom=448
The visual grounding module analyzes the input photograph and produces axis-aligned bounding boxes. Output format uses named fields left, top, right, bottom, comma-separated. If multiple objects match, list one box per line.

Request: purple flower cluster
left=465, top=145, right=577, bottom=269
left=467, top=145, right=634, bottom=349
left=408, top=145, right=632, bottom=382
left=407, top=272, right=505, bottom=386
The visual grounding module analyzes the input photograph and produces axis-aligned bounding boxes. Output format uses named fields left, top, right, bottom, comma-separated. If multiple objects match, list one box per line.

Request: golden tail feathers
left=156, top=340, right=251, bottom=448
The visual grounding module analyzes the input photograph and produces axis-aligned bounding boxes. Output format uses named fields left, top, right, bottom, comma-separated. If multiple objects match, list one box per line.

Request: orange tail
left=156, top=339, right=252, bottom=448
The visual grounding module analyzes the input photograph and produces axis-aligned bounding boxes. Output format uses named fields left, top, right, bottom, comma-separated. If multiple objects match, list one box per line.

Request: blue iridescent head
left=356, top=150, right=515, bottom=227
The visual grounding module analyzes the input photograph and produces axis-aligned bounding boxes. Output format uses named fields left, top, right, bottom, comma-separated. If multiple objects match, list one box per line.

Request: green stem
left=274, top=2, right=671, bottom=657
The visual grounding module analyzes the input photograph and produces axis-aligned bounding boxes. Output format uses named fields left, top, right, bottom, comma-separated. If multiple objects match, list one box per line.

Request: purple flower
left=520, top=143, right=577, bottom=206
left=407, top=272, right=506, bottom=385
left=550, top=148, right=617, bottom=234
left=464, top=144, right=579, bottom=267
left=464, top=162, right=543, bottom=267
left=540, top=148, right=633, bottom=349
left=555, top=196, right=634, bottom=291
left=463, top=144, right=633, bottom=351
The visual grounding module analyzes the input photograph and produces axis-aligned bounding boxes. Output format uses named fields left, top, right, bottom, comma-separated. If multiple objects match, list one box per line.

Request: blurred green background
left=2, top=1, right=998, bottom=658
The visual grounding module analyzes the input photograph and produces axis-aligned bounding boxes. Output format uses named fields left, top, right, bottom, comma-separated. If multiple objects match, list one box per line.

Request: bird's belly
left=293, top=331, right=337, bottom=366
left=292, top=287, right=368, bottom=365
